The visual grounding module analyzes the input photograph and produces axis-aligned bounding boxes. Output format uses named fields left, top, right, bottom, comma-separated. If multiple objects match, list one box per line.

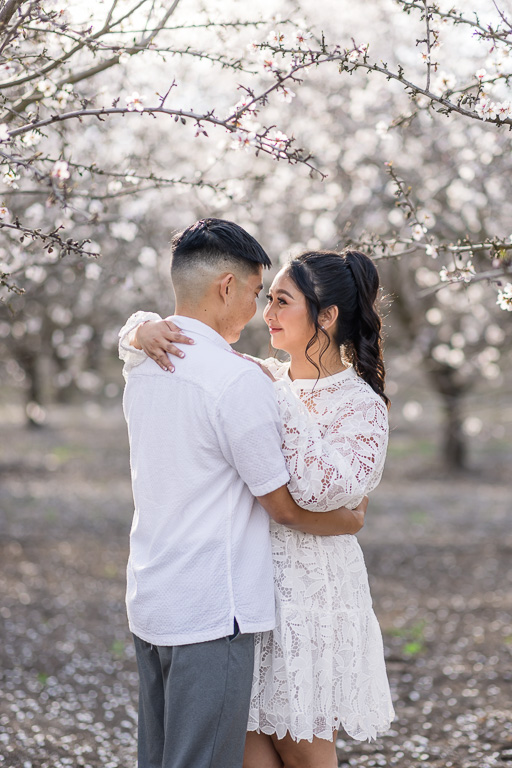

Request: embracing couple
left=119, top=218, right=394, bottom=768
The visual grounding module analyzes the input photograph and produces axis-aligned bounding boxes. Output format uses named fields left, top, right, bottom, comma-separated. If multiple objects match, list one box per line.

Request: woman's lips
left=268, top=327, right=282, bottom=334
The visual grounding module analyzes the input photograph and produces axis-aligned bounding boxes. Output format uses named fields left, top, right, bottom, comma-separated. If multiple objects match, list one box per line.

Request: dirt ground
left=0, top=402, right=511, bottom=768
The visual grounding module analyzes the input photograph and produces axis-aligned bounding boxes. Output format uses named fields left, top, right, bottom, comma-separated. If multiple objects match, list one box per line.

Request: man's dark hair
left=171, top=218, right=272, bottom=274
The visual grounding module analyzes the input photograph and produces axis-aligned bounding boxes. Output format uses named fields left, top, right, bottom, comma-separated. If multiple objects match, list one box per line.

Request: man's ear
left=218, top=273, right=235, bottom=305
left=318, top=305, right=339, bottom=330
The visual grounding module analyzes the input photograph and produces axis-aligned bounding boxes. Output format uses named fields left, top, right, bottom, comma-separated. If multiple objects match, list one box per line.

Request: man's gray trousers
left=133, top=625, right=255, bottom=768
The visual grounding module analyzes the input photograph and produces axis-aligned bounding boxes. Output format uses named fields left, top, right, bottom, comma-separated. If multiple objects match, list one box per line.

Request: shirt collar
left=171, top=315, right=233, bottom=352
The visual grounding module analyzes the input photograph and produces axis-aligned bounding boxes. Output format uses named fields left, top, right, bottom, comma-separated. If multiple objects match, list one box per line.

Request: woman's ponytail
left=343, top=251, right=390, bottom=409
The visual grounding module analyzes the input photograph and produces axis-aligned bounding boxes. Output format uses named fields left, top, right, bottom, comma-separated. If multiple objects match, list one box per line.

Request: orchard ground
left=0, top=399, right=511, bottom=768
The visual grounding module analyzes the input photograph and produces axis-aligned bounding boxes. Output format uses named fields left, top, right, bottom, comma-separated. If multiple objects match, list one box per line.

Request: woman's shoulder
left=261, top=356, right=290, bottom=380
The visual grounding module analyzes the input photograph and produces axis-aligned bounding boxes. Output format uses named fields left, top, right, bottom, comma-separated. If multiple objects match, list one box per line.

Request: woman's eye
left=278, top=298, right=287, bottom=305
left=265, top=294, right=272, bottom=301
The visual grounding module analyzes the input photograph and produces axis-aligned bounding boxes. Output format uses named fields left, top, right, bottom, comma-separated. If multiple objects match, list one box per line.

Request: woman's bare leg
left=270, top=730, right=338, bottom=768
left=244, top=731, right=284, bottom=768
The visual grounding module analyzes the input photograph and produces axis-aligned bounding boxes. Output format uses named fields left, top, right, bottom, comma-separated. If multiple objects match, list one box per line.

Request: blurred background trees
left=0, top=0, right=511, bottom=470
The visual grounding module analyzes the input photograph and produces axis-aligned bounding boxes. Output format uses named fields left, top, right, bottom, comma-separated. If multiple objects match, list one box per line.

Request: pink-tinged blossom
left=268, top=29, right=285, bottom=46
left=475, top=69, right=487, bottom=80
left=51, top=161, right=70, bottom=181
left=277, top=86, right=296, bottom=103
left=295, top=30, right=313, bottom=48
left=348, top=46, right=367, bottom=64
left=126, top=92, right=144, bottom=112
left=270, top=131, right=289, bottom=154
left=475, top=98, right=497, bottom=120
left=231, top=130, right=257, bottom=151
left=497, top=283, right=512, bottom=311
left=496, top=101, right=512, bottom=120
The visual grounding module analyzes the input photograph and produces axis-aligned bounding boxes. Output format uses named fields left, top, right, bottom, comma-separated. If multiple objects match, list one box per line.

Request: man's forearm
left=257, top=485, right=364, bottom=536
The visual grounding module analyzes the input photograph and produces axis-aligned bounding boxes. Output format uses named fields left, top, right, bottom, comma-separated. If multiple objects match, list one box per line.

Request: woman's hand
left=130, top=318, right=195, bottom=372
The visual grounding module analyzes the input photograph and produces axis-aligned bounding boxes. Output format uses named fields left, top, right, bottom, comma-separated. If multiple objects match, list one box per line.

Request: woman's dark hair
left=287, top=250, right=390, bottom=408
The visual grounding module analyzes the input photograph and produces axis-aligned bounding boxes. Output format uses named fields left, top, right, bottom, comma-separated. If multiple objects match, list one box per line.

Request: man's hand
left=129, top=318, right=195, bottom=372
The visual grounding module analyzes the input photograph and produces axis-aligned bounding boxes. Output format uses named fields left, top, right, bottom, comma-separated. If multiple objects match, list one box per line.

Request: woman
left=119, top=249, right=394, bottom=768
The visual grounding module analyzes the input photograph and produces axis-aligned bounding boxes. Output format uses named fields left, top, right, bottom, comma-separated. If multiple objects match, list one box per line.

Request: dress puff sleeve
left=272, top=378, right=389, bottom=512
left=118, top=310, right=162, bottom=377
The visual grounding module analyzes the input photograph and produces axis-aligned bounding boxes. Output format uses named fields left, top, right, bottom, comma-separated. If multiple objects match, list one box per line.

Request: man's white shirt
left=122, top=316, right=290, bottom=646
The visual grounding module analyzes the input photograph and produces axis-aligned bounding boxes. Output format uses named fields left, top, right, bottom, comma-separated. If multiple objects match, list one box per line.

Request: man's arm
left=257, top=485, right=367, bottom=536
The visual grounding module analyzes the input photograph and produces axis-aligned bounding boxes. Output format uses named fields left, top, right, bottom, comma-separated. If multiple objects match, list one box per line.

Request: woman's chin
left=270, top=338, right=288, bottom=353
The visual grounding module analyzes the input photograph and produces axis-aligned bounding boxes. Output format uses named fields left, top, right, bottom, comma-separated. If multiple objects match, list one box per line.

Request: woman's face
left=263, top=267, right=316, bottom=354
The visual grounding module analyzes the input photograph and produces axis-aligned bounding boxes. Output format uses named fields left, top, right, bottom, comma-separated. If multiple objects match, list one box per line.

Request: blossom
left=0, top=205, right=9, bottom=218
left=37, top=79, right=57, bottom=97
left=425, top=244, right=438, bottom=259
left=126, top=92, right=144, bottom=112
left=0, top=123, right=9, bottom=142
left=277, top=86, right=296, bottom=103
left=495, top=101, right=512, bottom=120
left=231, top=130, right=257, bottom=151
left=271, top=131, right=289, bottom=153
left=497, top=283, right=512, bottom=311
left=3, top=169, right=20, bottom=188
left=475, top=69, right=487, bottom=81
left=475, top=98, right=497, bottom=120
left=295, top=29, right=313, bottom=48
left=268, top=29, right=285, bottom=46
left=51, top=160, right=70, bottom=180
left=411, top=223, right=426, bottom=241
left=348, top=47, right=366, bottom=64
left=21, top=130, right=41, bottom=147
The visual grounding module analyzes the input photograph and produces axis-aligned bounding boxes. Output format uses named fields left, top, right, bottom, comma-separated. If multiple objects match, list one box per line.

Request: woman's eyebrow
left=276, top=289, right=294, bottom=298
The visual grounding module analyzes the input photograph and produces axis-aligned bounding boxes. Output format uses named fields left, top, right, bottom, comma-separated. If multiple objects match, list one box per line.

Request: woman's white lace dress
left=247, top=357, right=395, bottom=743
left=118, top=313, right=395, bottom=743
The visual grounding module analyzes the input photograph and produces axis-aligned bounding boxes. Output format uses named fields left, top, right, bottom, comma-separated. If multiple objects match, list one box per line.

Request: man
left=121, top=218, right=364, bottom=768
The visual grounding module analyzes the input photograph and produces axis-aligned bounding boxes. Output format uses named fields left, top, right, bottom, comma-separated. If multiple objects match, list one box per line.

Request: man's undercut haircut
left=171, top=218, right=272, bottom=276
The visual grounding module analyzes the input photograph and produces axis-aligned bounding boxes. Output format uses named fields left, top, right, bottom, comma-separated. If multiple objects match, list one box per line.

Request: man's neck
left=174, top=304, right=225, bottom=339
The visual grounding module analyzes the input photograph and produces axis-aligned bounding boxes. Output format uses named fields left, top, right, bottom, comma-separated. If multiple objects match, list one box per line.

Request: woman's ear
left=319, top=305, right=339, bottom=330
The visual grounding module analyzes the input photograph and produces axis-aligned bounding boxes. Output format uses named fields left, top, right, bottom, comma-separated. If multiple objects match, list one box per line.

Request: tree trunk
left=427, top=363, right=468, bottom=472
left=440, top=392, right=467, bottom=471
left=15, top=348, right=45, bottom=427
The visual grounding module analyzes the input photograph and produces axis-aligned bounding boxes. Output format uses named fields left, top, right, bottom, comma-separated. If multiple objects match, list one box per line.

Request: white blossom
left=51, top=161, right=70, bottom=180
left=425, top=244, right=439, bottom=259
left=37, top=79, right=57, bottom=97
left=496, top=101, right=512, bottom=120
left=295, top=29, right=313, bottom=48
left=0, top=205, right=9, bottom=219
left=268, top=29, right=285, bottom=46
left=475, top=98, right=497, bottom=120
left=0, top=124, right=9, bottom=142
left=277, top=86, right=296, bottom=103
left=497, top=283, right=512, bottom=311
left=475, top=69, right=487, bottom=80
left=21, top=130, right=41, bottom=147
left=231, top=130, right=257, bottom=151
left=412, top=223, right=426, bottom=241
left=3, top=169, right=20, bottom=188
left=126, top=92, right=144, bottom=112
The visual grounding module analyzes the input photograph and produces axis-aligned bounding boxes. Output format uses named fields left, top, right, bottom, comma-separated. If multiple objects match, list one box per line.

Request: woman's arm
left=118, top=313, right=194, bottom=373
left=257, top=484, right=368, bottom=536
left=273, top=380, right=389, bottom=512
